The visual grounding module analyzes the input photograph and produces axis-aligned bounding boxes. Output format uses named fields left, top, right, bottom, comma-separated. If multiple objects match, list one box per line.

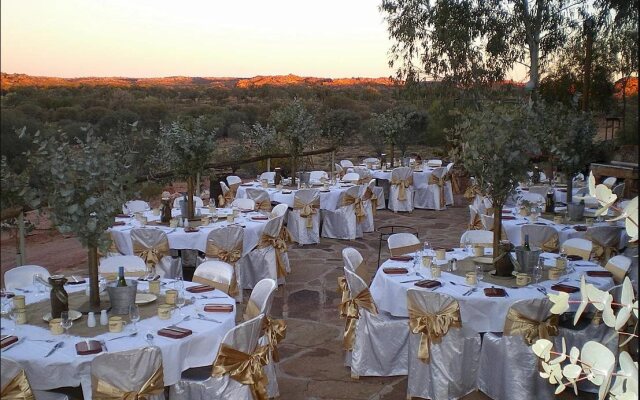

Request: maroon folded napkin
left=75, top=340, right=104, bottom=355
left=551, top=283, right=580, bottom=293
left=115, top=214, right=130, bottom=218
left=0, top=335, right=18, bottom=349
left=502, top=215, right=516, bottom=220
left=566, top=255, right=583, bottom=261
left=204, top=304, right=234, bottom=312
left=66, top=279, right=87, bottom=285
left=586, top=270, right=613, bottom=278
left=521, top=188, right=529, bottom=191
left=484, top=287, right=507, bottom=297
left=158, top=326, right=193, bottom=339
left=383, top=267, right=409, bottom=275
left=414, top=280, right=442, bottom=289
left=573, top=225, right=588, bottom=232
left=240, top=183, right=253, bottom=187
left=389, top=256, right=413, bottom=262
left=184, top=226, right=200, bottom=233
left=186, top=284, right=215, bottom=293
left=111, top=221, right=126, bottom=227
left=251, top=215, right=269, bottom=221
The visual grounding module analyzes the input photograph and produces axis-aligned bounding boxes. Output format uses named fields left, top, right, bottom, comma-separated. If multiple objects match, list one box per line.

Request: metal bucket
left=297, top=171, right=311, bottom=187
left=106, top=280, right=138, bottom=315
left=511, top=246, right=542, bottom=274
left=567, top=203, right=585, bottom=221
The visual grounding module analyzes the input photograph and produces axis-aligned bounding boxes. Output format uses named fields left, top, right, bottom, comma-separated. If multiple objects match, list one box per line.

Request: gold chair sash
left=540, top=235, right=559, bottom=253
left=212, top=344, right=270, bottom=400
left=337, top=276, right=349, bottom=318
left=255, top=199, right=272, bottom=212
left=98, top=233, right=121, bottom=258
left=92, top=365, right=164, bottom=400
left=504, top=308, right=559, bottom=345
left=0, top=369, right=34, bottom=400
left=587, top=234, right=618, bottom=263
left=102, top=270, right=147, bottom=281
left=263, top=316, right=287, bottom=362
left=342, top=194, right=366, bottom=222
left=391, top=176, right=413, bottom=201
left=132, top=238, right=170, bottom=270
left=428, top=175, right=446, bottom=208
left=464, top=184, right=482, bottom=201
left=218, top=183, right=239, bottom=207
left=562, top=245, right=591, bottom=261
left=293, top=197, right=320, bottom=228
left=192, top=275, right=231, bottom=294
left=244, top=299, right=261, bottom=321
left=408, top=299, right=461, bottom=363
left=341, top=288, right=378, bottom=350
left=389, top=243, right=422, bottom=257
left=362, top=187, right=378, bottom=216
left=469, top=213, right=483, bottom=230
left=205, top=242, right=242, bottom=296
left=257, top=233, right=287, bottom=278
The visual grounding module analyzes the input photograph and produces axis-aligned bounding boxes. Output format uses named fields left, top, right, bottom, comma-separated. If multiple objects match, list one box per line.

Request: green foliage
left=269, top=98, right=319, bottom=160
left=241, top=122, right=279, bottom=155
left=0, top=139, right=39, bottom=212
left=320, top=109, right=361, bottom=147
left=29, top=130, right=136, bottom=250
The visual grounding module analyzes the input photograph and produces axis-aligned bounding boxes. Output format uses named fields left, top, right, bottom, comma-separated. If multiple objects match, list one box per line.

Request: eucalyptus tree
left=30, top=129, right=136, bottom=310
left=269, top=98, right=319, bottom=184
left=380, top=0, right=583, bottom=91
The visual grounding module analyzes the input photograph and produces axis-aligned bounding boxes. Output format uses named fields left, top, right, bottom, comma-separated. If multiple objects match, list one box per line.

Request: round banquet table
left=110, top=208, right=270, bottom=256
left=236, top=182, right=356, bottom=211
left=369, top=250, right=615, bottom=333
left=0, top=279, right=235, bottom=399
left=370, top=168, right=434, bottom=185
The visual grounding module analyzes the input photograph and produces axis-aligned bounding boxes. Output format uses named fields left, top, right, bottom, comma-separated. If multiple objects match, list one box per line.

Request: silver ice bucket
left=511, top=246, right=542, bottom=274
left=106, top=280, right=138, bottom=315
left=297, top=171, right=311, bottom=187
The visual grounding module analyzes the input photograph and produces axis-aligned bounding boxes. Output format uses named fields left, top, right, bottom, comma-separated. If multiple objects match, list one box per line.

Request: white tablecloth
left=110, top=209, right=268, bottom=256
left=236, top=183, right=354, bottom=211
left=370, top=169, right=434, bottom=187
left=0, top=280, right=235, bottom=399
left=369, top=251, right=614, bottom=333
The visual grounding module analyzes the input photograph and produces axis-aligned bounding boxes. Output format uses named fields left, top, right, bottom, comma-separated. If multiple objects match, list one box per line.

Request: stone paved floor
left=1, top=196, right=596, bottom=399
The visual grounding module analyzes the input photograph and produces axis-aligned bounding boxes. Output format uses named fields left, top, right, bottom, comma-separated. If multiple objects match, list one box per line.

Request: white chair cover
left=363, top=157, right=380, bottom=165
left=343, top=268, right=409, bottom=377
left=342, top=172, right=360, bottom=183
left=521, top=225, right=559, bottom=252
left=271, top=203, right=288, bottom=219
left=342, top=247, right=363, bottom=273
left=259, top=172, right=275, bottom=184
left=130, top=228, right=182, bottom=279
left=1, top=358, right=69, bottom=400
left=478, top=299, right=555, bottom=400
left=99, top=255, right=147, bottom=277
left=587, top=225, right=623, bottom=264
left=3, top=265, right=50, bottom=291
left=426, top=159, right=442, bottom=167
left=340, top=160, right=354, bottom=168
left=360, top=180, right=377, bottom=232
left=388, top=167, right=414, bottom=212
left=387, top=233, right=421, bottom=257
left=353, top=167, right=372, bottom=183
left=91, top=346, right=164, bottom=400
left=172, top=196, right=204, bottom=209
left=226, top=175, right=242, bottom=186
left=238, top=216, right=287, bottom=288
left=309, top=170, right=328, bottom=185
left=287, top=189, right=320, bottom=245
left=193, top=261, right=234, bottom=294
left=459, top=230, right=493, bottom=247
left=480, top=213, right=494, bottom=231
left=562, top=238, right=593, bottom=260
left=231, top=198, right=255, bottom=211
left=170, top=314, right=265, bottom=400
left=468, top=205, right=483, bottom=230
left=406, top=290, right=481, bottom=400
left=321, top=186, right=362, bottom=240
left=444, top=162, right=455, bottom=206
left=518, top=192, right=545, bottom=204
left=122, top=200, right=150, bottom=214
left=414, top=166, right=446, bottom=211
left=245, top=188, right=272, bottom=212
left=334, top=163, right=344, bottom=178
left=605, top=255, right=632, bottom=283
left=198, top=225, right=244, bottom=299
left=528, top=185, right=550, bottom=198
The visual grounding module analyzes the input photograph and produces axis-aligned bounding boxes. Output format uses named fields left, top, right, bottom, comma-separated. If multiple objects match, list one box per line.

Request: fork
left=107, top=332, right=138, bottom=341
left=27, top=338, right=57, bottom=343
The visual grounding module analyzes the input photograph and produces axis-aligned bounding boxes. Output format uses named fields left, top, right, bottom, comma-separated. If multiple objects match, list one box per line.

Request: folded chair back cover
left=130, top=228, right=181, bottom=278
left=193, top=260, right=235, bottom=294
left=245, top=188, right=272, bottom=212
left=387, top=233, right=421, bottom=257
left=406, top=289, right=481, bottom=400
left=562, top=238, right=593, bottom=260
left=342, top=247, right=363, bottom=273
left=288, top=188, right=321, bottom=245
left=226, top=176, right=242, bottom=186
left=245, top=278, right=277, bottom=320
left=91, top=346, right=165, bottom=400
left=478, top=298, right=556, bottom=400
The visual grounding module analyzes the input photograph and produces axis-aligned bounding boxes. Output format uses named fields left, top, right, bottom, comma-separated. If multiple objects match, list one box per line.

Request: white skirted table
left=0, top=280, right=236, bottom=399
left=236, top=182, right=355, bottom=211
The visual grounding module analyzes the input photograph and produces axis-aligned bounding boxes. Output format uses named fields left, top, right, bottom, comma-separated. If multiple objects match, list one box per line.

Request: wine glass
left=533, top=259, right=544, bottom=284
left=423, top=241, right=431, bottom=256
left=174, top=276, right=184, bottom=292
left=175, top=291, right=186, bottom=317
left=129, top=304, right=140, bottom=332
left=8, top=304, right=19, bottom=334
left=475, top=263, right=484, bottom=283
left=463, top=238, right=472, bottom=255
left=60, top=311, right=72, bottom=338
left=33, top=274, right=44, bottom=296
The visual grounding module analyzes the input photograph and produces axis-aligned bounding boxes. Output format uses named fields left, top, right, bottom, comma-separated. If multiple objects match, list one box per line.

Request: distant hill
left=0, top=72, right=398, bottom=90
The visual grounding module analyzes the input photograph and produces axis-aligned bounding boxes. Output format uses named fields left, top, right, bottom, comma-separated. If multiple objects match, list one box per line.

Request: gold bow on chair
left=428, top=175, right=446, bottom=208
left=218, top=183, right=239, bottom=207
left=469, top=213, right=483, bottom=230
left=587, top=234, right=618, bottom=264
left=293, top=197, right=320, bottom=228
left=408, top=299, right=461, bottom=363
left=255, top=199, right=272, bottom=212
left=337, top=276, right=350, bottom=318
left=212, top=344, right=270, bottom=400
left=540, top=235, right=559, bottom=253
left=389, top=243, right=422, bottom=257
left=258, top=233, right=288, bottom=278
left=1, top=369, right=35, bottom=400
left=362, top=187, right=378, bottom=216
left=133, top=238, right=170, bottom=271
left=391, top=176, right=413, bottom=201
left=93, top=365, right=164, bottom=400
left=341, top=288, right=378, bottom=350
left=263, top=316, right=287, bottom=362
left=504, top=308, right=559, bottom=345
left=205, top=242, right=242, bottom=295
left=464, top=184, right=482, bottom=202
left=342, top=194, right=366, bottom=222
left=192, top=275, right=232, bottom=294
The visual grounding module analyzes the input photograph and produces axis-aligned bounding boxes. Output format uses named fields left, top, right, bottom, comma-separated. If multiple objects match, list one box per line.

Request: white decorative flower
left=549, top=291, right=570, bottom=314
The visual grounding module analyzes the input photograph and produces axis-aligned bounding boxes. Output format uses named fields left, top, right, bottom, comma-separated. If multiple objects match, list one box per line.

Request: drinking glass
left=9, top=305, right=19, bottom=334
left=129, top=304, right=140, bottom=332
left=464, top=238, right=472, bottom=255
left=174, top=276, right=184, bottom=292
left=475, top=263, right=484, bottom=282
left=533, top=260, right=544, bottom=284
left=33, top=273, right=44, bottom=296
left=60, top=311, right=72, bottom=338
left=423, top=241, right=431, bottom=256
left=175, top=292, right=186, bottom=317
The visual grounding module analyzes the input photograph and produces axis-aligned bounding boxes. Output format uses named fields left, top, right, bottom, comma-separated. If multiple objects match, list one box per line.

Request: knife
left=164, top=326, right=188, bottom=334
left=44, top=341, right=64, bottom=357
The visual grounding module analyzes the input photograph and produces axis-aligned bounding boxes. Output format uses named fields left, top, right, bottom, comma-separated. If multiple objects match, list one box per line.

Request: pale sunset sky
left=1, top=0, right=527, bottom=80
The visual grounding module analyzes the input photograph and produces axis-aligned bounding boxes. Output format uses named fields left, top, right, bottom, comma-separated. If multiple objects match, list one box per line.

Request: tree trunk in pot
left=187, top=176, right=195, bottom=219
left=88, top=245, right=100, bottom=310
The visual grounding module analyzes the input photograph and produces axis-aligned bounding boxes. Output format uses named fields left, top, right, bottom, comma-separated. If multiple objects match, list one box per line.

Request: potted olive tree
left=31, top=130, right=136, bottom=311
left=451, top=101, right=540, bottom=275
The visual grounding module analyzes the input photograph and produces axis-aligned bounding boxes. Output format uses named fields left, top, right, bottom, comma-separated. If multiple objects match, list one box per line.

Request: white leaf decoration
left=555, top=383, right=566, bottom=394
left=588, top=172, right=596, bottom=196
left=615, top=278, right=635, bottom=331
left=574, top=276, right=590, bottom=324
left=587, top=284, right=608, bottom=311
left=633, top=300, right=638, bottom=319
left=549, top=291, right=570, bottom=314
left=563, top=364, right=582, bottom=379
left=595, top=184, right=617, bottom=216
left=533, top=339, right=553, bottom=362
left=603, top=294, right=616, bottom=327
left=570, top=347, right=580, bottom=364
left=581, top=341, right=616, bottom=400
